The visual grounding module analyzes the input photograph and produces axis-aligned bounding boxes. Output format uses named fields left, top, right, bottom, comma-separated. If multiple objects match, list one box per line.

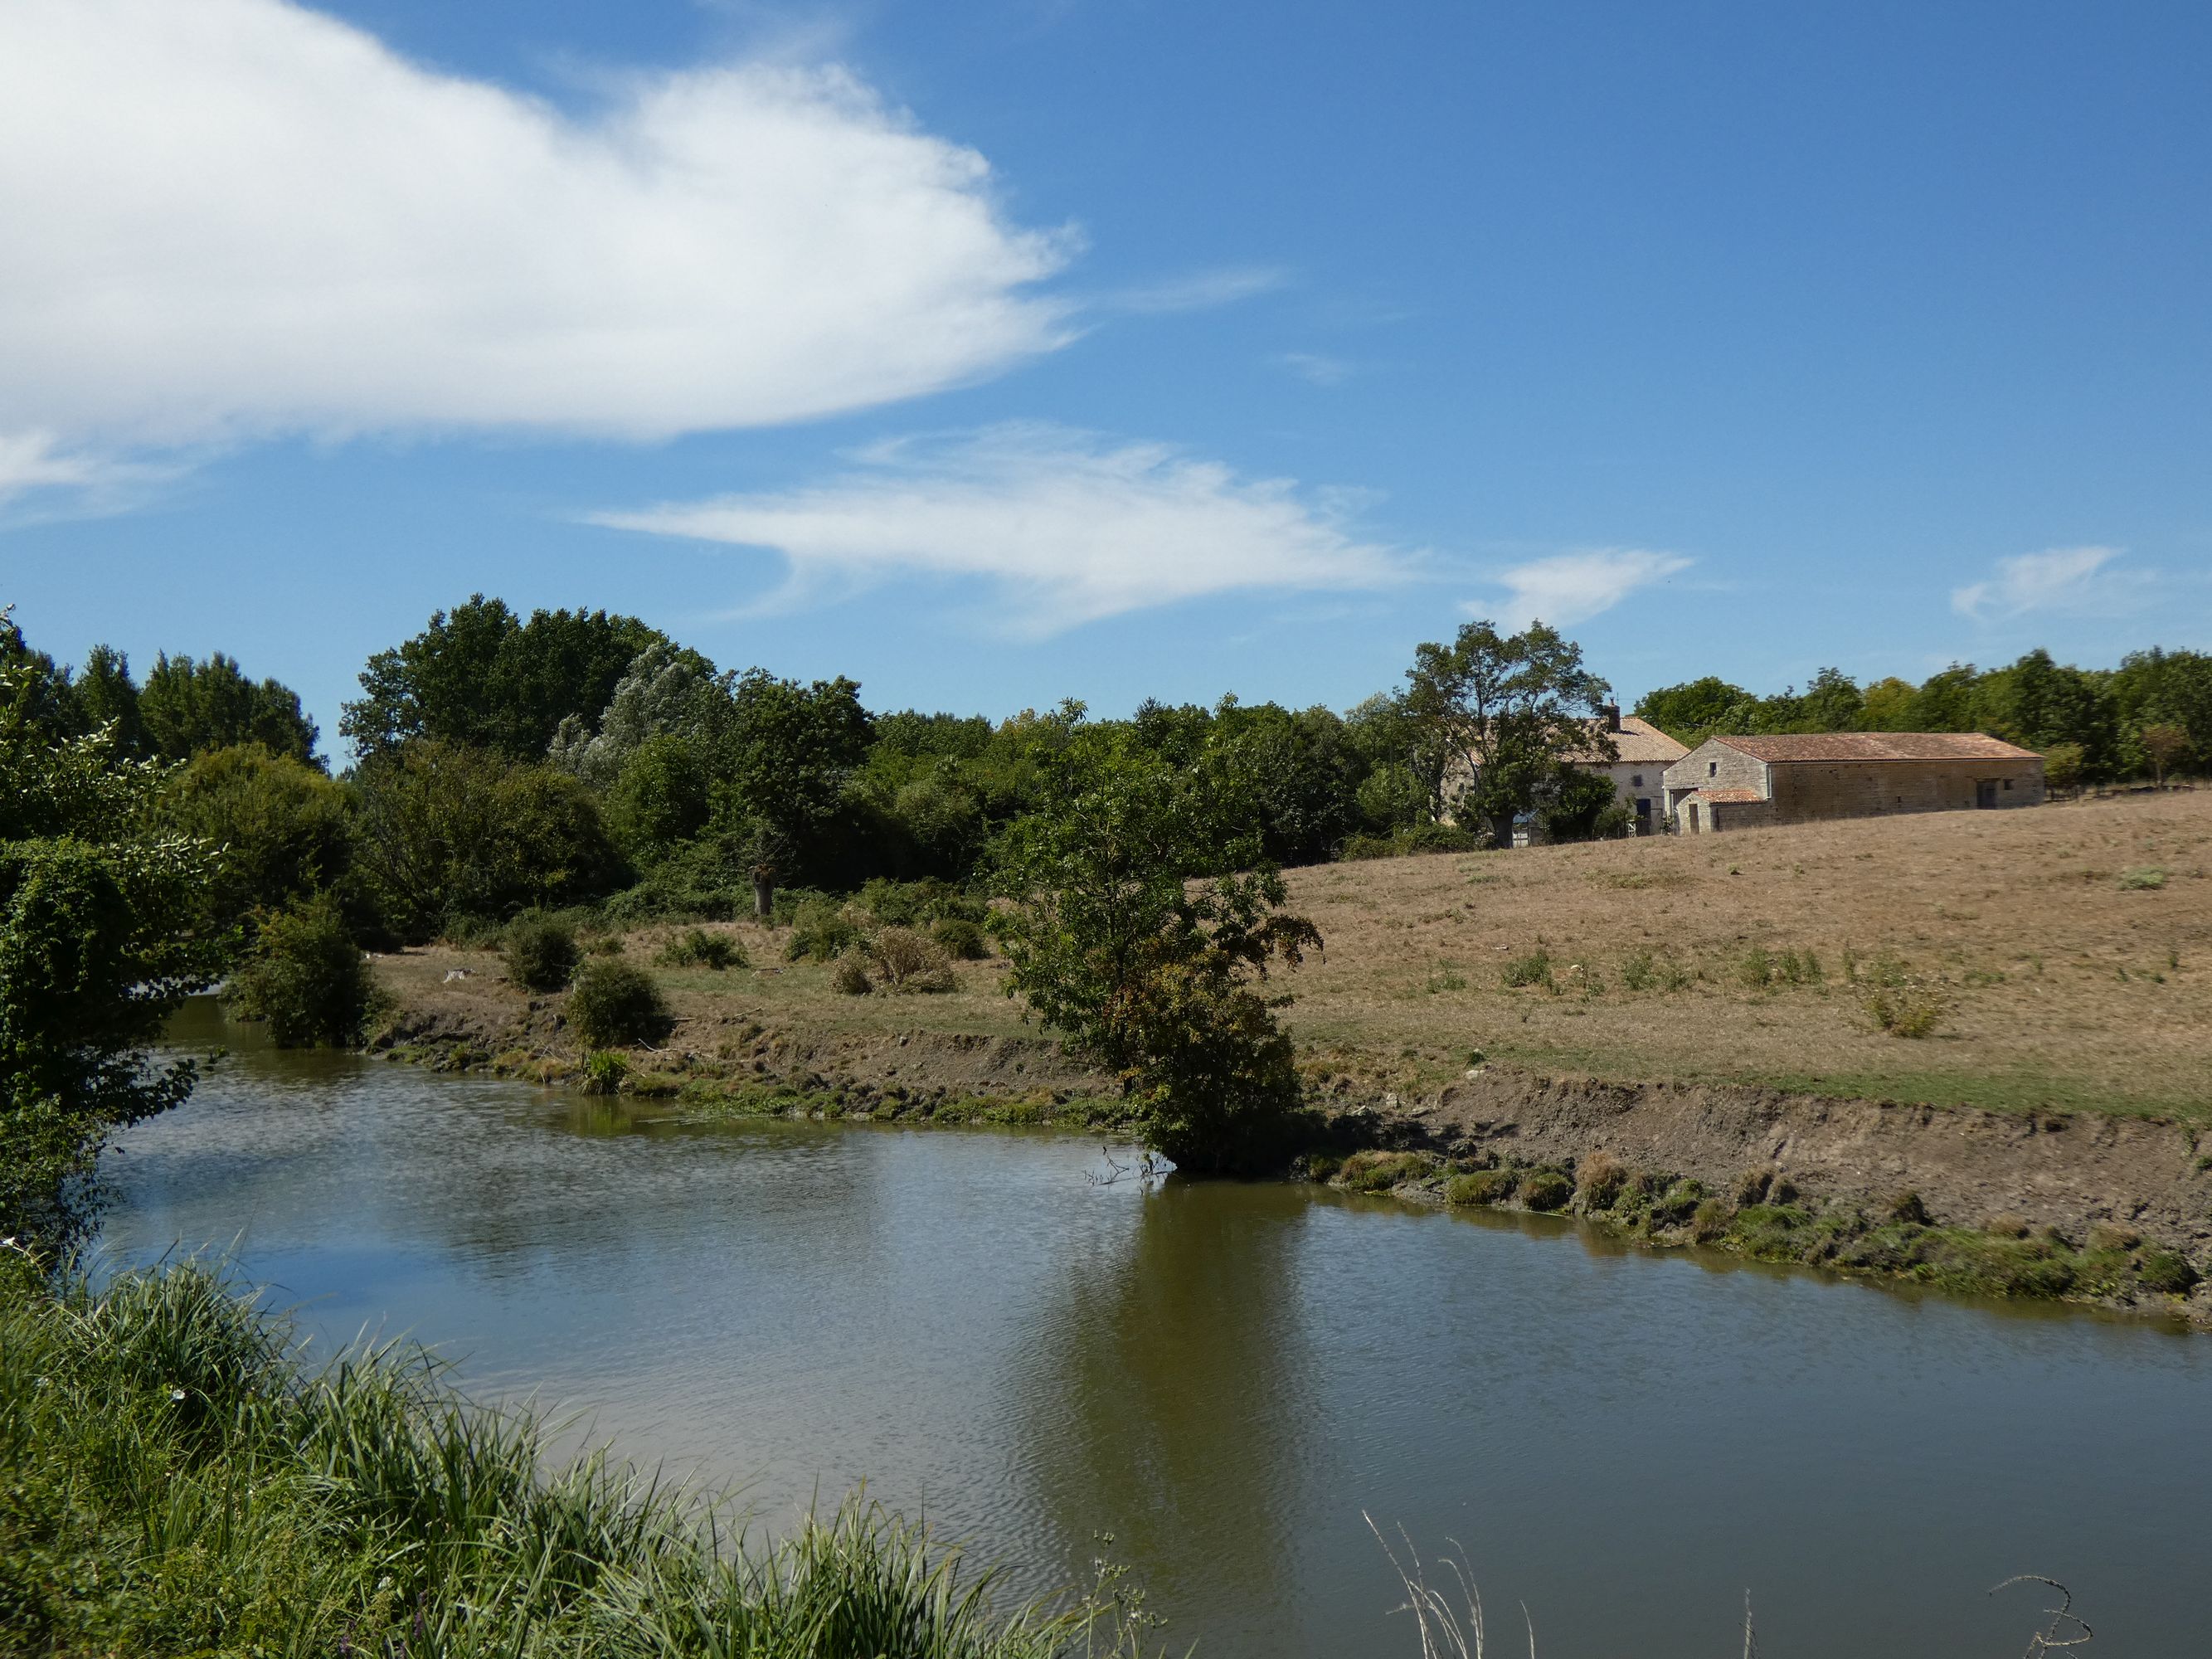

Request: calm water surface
left=102, top=1002, right=2211, bottom=1657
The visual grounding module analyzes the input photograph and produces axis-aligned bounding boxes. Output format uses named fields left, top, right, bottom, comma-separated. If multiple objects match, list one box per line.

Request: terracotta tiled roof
left=1566, top=715, right=1690, bottom=766
left=1711, top=732, right=2041, bottom=764
left=1689, top=787, right=1765, bottom=804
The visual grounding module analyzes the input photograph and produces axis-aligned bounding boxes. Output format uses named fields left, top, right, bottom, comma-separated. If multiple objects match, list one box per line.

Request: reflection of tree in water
left=1017, top=1177, right=1330, bottom=1652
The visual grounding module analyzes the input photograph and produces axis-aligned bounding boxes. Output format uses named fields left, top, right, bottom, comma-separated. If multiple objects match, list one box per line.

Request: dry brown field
left=1281, top=789, right=2212, bottom=1120
left=380, top=791, right=2212, bottom=1123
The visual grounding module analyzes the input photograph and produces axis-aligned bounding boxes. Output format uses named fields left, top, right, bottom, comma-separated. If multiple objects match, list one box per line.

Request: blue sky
left=4, top=0, right=2208, bottom=756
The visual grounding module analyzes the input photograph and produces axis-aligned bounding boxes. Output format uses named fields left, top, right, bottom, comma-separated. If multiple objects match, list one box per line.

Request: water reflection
left=97, top=1001, right=2212, bottom=1659
left=1019, top=1180, right=1330, bottom=1649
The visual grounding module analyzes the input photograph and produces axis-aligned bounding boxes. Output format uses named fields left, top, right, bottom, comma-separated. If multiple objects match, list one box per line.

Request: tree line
left=1635, top=649, right=2212, bottom=791
left=6, top=595, right=2209, bottom=1234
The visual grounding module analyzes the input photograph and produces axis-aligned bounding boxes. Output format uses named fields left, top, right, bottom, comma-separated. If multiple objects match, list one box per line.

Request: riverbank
left=353, top=791, right=2212, bottom=1323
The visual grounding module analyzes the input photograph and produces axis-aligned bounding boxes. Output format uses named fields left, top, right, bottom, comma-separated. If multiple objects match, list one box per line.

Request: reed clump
left=0, top=1252, right=1155, bottom=1658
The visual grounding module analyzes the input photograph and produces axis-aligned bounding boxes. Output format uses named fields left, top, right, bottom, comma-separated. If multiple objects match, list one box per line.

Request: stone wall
left=1768, top=757, right=2046, bottom=822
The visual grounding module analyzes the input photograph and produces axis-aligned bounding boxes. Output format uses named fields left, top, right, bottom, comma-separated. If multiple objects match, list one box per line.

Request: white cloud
left=1487, top=547, right=1691, bottom=629
left=1951, top=546, right=2132, bottom=620
left=0, top=0, right=1072, bottom=458
left=591, top=425, right=1412, bottom=634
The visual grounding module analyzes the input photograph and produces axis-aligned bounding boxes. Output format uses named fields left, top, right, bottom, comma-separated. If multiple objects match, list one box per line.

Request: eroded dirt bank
left=1373, top=1068, right=2212, bottom=1258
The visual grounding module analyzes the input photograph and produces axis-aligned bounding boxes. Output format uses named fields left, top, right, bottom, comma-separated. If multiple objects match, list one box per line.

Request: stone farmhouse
left=1570, top=705, right=1689, bottom=836
left=1661, top=732, right=2046, bottom=834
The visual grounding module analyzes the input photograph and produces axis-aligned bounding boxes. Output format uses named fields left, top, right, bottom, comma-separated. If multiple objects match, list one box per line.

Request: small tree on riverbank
left=993, top=726, right=1321, bottom=1174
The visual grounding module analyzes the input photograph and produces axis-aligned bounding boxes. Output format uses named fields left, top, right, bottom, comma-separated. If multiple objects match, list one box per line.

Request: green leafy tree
left=159, top=744, right=352, bottom=933
left=1634, top=677, right=1757, bottom=745
left=993, top=728, right=1320, bottom=1174
left=1406, top=620, right=1615, bottom=849
left=2040, top=741, right=2086, bottom=796
left=1343, top=691, right=1451, bottom=823
left=547, top=640, right=727, bottom=786
left=2138, top=722, right=2190, bottom=787
left=349, top=740, right=622, bottom=941
left=718, top=671, right=873, bottom=916
left=1907, top=663, right=1983, bottom=732
left=605, top=733, right=712, bottom=859
left=0, top=623, right=228, bottom=1254
left=1857, top=676, right=1919, bottom=732
left=139, top=651, right=319, bottom=765
left=342, top=596, right=666, bottom=762
left=224, top=893, right=377, bottom=1048
left=73, top=645, right=146, bottom=752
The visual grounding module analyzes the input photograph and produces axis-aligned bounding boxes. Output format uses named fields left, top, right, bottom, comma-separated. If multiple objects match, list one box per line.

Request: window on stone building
left=1708, top=761, right=1718, bottom=777
left=1631, top=774, right=1644, bottom=788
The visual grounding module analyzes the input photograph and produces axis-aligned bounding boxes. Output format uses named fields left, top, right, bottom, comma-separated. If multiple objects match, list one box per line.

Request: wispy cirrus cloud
left=0, top=0, right=1072, bottom=473
left=1099, top=266, right=1288, bottom=314
left=1485, top=547, right=1692, bottom=629
left=591, top=424, right=1412, bottom=635
left=1951, top=546, right=2142, bottom=620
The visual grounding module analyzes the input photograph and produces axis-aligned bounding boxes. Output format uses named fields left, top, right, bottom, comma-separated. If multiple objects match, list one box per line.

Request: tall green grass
left=0, top=1252, right=1153, bottom=1657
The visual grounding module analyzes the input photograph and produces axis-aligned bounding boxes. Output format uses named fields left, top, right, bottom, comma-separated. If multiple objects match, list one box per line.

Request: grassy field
left=380, top=791, right=2212, bottom=1123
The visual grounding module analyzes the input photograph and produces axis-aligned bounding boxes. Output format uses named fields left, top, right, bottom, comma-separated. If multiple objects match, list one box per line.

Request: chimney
left=1600, top=703, right=1621, bottom=732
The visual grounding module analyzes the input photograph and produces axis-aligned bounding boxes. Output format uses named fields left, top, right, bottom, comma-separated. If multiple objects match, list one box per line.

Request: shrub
left=867, top=927, right=956, bottom=994
left=830, top=953, right=873, bottom=995
left=2118, top=867, right=2167, bottom=892
left=565, top=960, right=672, bottom=1048
left=225, top=895, right=377, bottom=1048
left=1867, top=984, right=1946, bottom=1038
left=503, top=914, right=581, bottom=991
left=656, top=927, right=745, bottom=971
left=1779, top=948, right=1823, bottom=986
left=2137, top=1248, right=2202, bottom=1296
left=785, top=897, right=862, bottom=963
left=580, top=1051, right=629, bottom=1094
left=1519, top=1170, right=1573, bottom=1211
left=1619, top=951, right=1656, bottom=991
left=931, top=917, right=989, bottom=960
left=1889, top=1190, right=1932, bottom=1225
left=1653, top=1177, right=1708, bottom=1226
left=1689, top=1198, right=1733, bottom=1242
left=1576, top=1151, right=1628, bottom=1211
left=2087, top=1223, right=2142, bottom=1253
left=1341, top=1151, right=1436, bottom=1193
left=1340, top=825, right=1483, bottom=861
left=1738, top=945, right=1774, bottom=988
left=1445, top=1169, right=1517, bottom=1206
left=1501, top=949, right=1553, bottom=989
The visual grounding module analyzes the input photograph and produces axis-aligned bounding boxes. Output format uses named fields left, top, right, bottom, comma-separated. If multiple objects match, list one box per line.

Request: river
left=99, top=1000, right=2211, bottom=1657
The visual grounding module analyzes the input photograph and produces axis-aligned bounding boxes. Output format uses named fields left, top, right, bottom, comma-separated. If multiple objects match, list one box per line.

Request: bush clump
left=656, top=927, right=746, bottom=971
left=503, top=913, right=581, bottom=991
left=868, top=927, right=957, bottom=993
left=1576, top=1151, right=1629, bottom=1211
left=2137, top=1248, right=2202, bottom=1295
left=1445, top=1169, right=1517, bottom=1207
left=1500, top=949, right=1553, bottom=989
left=1867, top=983, right=1946, bottom=1038
left=1519, top=1170, right=1573, bottom=1211
left=225, top=895, right=377, bottom=1048
left=830, top=954, right=873, bottom=995
left=785, top=897, right=862, bottom=963
left=565, top=960, right=673, bottom=1048
left=931, top=917, right=989, bottom=961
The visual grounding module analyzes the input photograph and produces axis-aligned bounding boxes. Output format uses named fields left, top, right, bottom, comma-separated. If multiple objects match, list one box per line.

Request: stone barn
left=1661, top=732, right=2045, bottom=834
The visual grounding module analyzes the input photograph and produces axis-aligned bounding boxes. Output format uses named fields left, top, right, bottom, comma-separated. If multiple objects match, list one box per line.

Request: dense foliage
left=1636, top=647, right=2212, bottom=785
left=0, top=620, right=228, bottom=1253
